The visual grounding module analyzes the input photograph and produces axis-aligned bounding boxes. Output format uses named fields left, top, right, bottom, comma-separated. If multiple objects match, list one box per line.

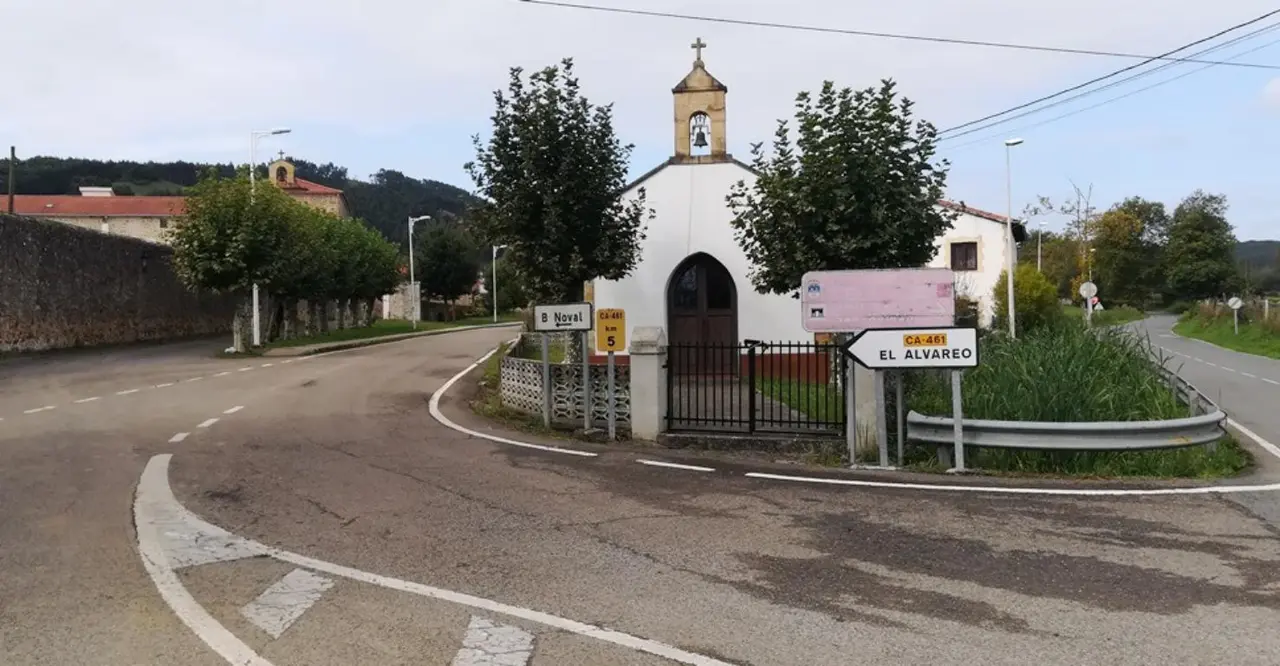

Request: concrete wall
left=0, top=214, right=236, bottom=352
left=47, top=215, right=173, bottom=244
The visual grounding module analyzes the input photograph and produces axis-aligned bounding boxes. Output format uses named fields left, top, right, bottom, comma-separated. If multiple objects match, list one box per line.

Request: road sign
left=843, top=326, right=979, bottom=370
left=533, top=302, right=593, bottom=332
left=1228, top=297, right=1244, bottom=310
left=801, top=268, right=956, bottom=332
left=1079, top=281, right=1097, bottom=299
left=596, top=308, right=626, bottom=351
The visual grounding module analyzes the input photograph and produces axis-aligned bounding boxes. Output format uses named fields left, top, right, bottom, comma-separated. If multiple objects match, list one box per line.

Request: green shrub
left=993, top=264, right=1062, bottom=334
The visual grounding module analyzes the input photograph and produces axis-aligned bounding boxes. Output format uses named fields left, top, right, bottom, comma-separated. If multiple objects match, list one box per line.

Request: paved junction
left=3, top=324, right=1280, bottom=665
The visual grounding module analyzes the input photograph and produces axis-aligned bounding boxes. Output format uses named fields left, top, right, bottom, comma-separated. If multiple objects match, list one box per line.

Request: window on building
left=950, top=242, right=978, bottom=271
left=159, top=218, right=168, bottom=229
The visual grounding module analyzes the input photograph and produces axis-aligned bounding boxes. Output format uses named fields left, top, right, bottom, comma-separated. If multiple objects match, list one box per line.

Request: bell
left=693, top=129, right=708, bottom=148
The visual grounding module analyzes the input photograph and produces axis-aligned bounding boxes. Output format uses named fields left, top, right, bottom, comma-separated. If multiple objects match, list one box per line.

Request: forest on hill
left=0, top=155, right=481, bottom=247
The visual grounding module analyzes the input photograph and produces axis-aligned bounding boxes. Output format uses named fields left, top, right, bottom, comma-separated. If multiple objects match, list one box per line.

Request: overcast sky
left=5, top=0, right=1279, bottom=240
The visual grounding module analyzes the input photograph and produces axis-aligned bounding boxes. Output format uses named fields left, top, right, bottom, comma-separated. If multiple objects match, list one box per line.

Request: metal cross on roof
left=277, top=150, right=286, bottom=160
left=691, top=38, right=706, bottom=61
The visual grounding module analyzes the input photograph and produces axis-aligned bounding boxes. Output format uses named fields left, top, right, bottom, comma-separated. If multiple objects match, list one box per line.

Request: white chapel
left=587, top=40, right=1025, bottom=357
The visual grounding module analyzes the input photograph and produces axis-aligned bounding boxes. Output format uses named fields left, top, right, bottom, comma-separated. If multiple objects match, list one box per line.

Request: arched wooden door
left=667, top=253, right=738, bottom=375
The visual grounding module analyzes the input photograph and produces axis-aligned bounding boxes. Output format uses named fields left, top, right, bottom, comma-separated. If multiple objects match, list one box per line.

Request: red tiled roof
left=281, top=178, right=343, bottom=195
left=939, top=200, right=1014, bottom=224
left=7, top=195, right=186, bottom=217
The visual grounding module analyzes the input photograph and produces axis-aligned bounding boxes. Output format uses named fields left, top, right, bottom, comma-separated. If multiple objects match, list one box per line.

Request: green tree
left=1164, top=191, right=1240, bottom=300
left=466, top=58, right=650, bottom=304
left=726, top=79, right=954, bottom=295
left=1092, top=209, right=1149, bottom=307
left=994, top=264, right=1061, bottom=334
left=482, top=251, right=527, bottom=315
left=417, top=224, right=481, bottom=316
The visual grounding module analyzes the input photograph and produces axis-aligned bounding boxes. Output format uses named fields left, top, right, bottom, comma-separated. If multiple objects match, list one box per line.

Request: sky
left=4, top=0, right=1279, bottom=240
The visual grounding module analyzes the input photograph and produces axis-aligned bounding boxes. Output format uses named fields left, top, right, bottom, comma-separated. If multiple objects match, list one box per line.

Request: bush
left=993, top=263, right=1062, bottom=334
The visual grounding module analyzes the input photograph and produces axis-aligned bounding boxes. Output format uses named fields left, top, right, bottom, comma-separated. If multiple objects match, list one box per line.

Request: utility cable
left=518, top=0, right=1280, bottom=70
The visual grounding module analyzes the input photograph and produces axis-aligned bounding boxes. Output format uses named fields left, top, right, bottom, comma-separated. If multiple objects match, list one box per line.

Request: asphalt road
left=4, top=325, right=1280, bottom=665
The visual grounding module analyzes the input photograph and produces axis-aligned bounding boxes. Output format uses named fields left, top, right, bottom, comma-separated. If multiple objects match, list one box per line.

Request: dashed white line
left=1206, top=362, right=1219, bottom=368
left=223, top=406, right=244, bottom=415
left=74, top=396, right=101, bottom=404
left=637, top=459, right=716, bottom=473
left=184, top=377, right=204, bottom=383
left=117, top=389, right=140, bottom=395
left=169, top=432, right=190, bottom=443
left=280, top=360, right=294, bottom=364
left=1265, top=378, right=1280, bottom=386
left=1243, top=372, right=1257, bottom=379
left=23, top=405, right=55, bottom=414
left=156, top=382, right=175, bottom=388
left=197, top=418, right=219, bottom=429
left=1193, top=357, right=1204, bottom=363
left=260, top=363, right=274, bottom=368
left=238, top=366, right=254, bottom=372
left=214, top=372, right=231, bottom=377
left=1222, top=367, right=1237, bottom=373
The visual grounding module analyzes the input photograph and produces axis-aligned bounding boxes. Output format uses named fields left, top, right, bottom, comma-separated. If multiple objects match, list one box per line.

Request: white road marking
left=452, top=616, right=535, bottom=666
left=169, top=432, right=190, bottom=443
left=1222, top=367, right=1237, bottom=373
left=117, top=388, right=140, bottom=395
left=1265, top=378, right=1280, bottom=386
left=136, top=455, right=734, bottom=666
left=238, top=366, right=254, bottom=372
left=637, top=459, right=716, bottom=473
left=74, top=396, right=101, bottom=403
left=240, top=569, right=335, bottom=640
left=23, top=405, right=55, bottom=414
left=1228, top=418, right=1280, bottom=463
left=261, top=363, right=274, bottom=367
left=1158, top=334, right=1174, bottom=338
left=214, top=372, right=231, bottom=377
left=1243, top=372, right=1258, bottom=379
left=197, top=418, right=219, bottom=429
left=429, top=347, right=598, bottom=458
left=280, top=360, right=294, bottom=364
left=1193, top=357, right=1204, bottom=363
left=1206, top=362, right=1220, bottom=368
left=156, top=382, right=175, bottom=388
left=223, top=406, right=244, bottom=414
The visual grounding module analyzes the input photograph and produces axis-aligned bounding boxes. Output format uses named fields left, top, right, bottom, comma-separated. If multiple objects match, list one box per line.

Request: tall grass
left=1173, top=300, right=1280, bottom=359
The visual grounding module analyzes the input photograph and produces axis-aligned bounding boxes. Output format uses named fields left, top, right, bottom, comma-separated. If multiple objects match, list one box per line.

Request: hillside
left=1237, top=240, right=1280, bottom=269
left=0, top=155, right=481, bottom=246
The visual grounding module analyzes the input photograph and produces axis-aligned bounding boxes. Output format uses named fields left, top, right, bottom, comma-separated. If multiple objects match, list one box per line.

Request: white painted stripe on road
left=280, top=359, right=294, bottom=364
left=169, top=432, right=189, bottom=443
left=743, top=472, right=1280, bottom=496
left=1206, top=362, right=1220, bottom=368
left=214, top=372, right=231, bottom=377
left=240, top=568, right=335, bottom=639
left=452, top=616, right=534, bottom=666
left=117, top=389, right=140, bottom=395
left=1222, top=367, right=1237, bottom=373
left=134, top=456, right=274, bottom=666
left=1193, top=357, right=1204, bottom=363
left=637, top=459, right=716, bottom=473
left=184, top=377, right=204, bottom=382
left=238, top=366, right=254, bottom=372
left=1227, top=418, right=1280, bottom=463
left=156, top=382, right=175, bottom=388
left=261, top=363, right=274, bottom=367
left=197, top=418, right=219, bottom=429
left=23, top=405, right=55, bottom=414
left=1243, top=372, right=1258, bottom=379
left=75, top=396, right=101, bottom=404
left=429, top=346, right=598, bottom=459
left=223, top=406, right=244, bottom=414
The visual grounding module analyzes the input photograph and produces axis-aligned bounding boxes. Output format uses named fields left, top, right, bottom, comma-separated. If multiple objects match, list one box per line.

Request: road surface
left=4, top=325, right=1280, bottom=665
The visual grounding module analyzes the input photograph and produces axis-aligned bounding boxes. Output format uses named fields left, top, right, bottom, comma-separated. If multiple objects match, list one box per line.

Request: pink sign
left=801, top=268, right=957, bottom=332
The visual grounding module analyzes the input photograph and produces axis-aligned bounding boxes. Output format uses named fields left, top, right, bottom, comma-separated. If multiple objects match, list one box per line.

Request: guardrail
left=906, top=355, right=1228, bottom=466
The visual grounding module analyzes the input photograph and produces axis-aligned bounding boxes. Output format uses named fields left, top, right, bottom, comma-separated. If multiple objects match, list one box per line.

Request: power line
left=518, top=0, right=1280, bottom=70
left=941, top=31, right=1280, bottom=151
left=938, top=10, right=1280, bottom=136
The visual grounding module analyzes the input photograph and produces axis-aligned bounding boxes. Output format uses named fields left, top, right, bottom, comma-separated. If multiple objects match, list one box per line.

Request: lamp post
left=1004, top=137, right=1023, bottom=339
left=248, top=128, right=291, bottom=348
left=492, top=244, right=509, bottom=323
left=1088, top=247, right=1097, bottom=282
left=1037, top=220, right=1046, bottom=272
left=408, top=215, right=431, bottom=328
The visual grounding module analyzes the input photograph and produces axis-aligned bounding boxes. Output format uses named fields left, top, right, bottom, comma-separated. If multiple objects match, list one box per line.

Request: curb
left=261, top=322, right=522, bottom=357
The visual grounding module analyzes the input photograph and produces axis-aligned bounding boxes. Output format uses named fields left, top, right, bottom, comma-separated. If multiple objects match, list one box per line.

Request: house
left=587, top=42, right=1026, bottom=358
left=7, top=157, right=349, bottom=245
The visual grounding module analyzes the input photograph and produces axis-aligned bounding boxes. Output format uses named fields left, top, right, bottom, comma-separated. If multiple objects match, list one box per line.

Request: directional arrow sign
left=844, top=326, right=979, bottom=370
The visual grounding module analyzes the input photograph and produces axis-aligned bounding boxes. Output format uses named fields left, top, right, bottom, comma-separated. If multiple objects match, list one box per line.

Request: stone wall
left=0, top=214, right=237, bottom=352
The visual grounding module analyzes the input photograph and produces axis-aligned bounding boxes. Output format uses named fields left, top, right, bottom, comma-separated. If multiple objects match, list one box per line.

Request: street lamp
left=247, top=128, right=292, bottom=348
left=1037, top=219, right=1046, bottom=272
left=1004, top=137, right=1023, bottom=340
left=1088, top=247, right=1097, bottom=282
left=492, top=244, right=510, bottom=323
left=408, top=215, right=431, bottom=328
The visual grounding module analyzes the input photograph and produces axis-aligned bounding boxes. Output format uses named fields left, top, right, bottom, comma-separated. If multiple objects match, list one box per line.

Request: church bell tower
left=672, top=38, right=729, bottom=163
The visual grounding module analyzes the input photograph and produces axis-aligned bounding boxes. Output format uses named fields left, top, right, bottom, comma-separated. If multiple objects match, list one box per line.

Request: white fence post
left=628, top=326, right=667, bottom=441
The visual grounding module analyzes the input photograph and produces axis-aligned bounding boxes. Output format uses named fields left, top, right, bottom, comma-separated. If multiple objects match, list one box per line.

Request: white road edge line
left=428, top=343, right=598, bottom=459
left=214, top=372, right=231, bottom=377
left=197, top=418, right=219, bottom=429
left=74, top=396, right=101, bottom=403
left=637, top=459, right=716, bottom=473
left=1228, top=418, right=1280, bottom=463
left=117, top=389, right=140, bottom=395
left=23, top=405, right=55, bottom=414
left=1265, top=378, right=1280, bottom=386
left=134, top=456, right=274, bottom=666
left=156, top=382, right=175, bottom=388
left=184, top=377, right=204, bottom=382
left=136, top=455, right=734, bottom=666
left=223, top=406, right=245, bottom=415
left=169, top=432, right=189, bottom=443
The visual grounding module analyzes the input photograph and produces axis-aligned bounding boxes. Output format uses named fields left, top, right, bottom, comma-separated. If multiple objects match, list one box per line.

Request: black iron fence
left=665, top=340, right=846, bottom=435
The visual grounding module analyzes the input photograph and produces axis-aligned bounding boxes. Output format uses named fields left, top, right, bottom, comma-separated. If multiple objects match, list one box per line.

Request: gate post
left=747, top=345, right=757, bottom=434
left=629, top=326, right=668, bottom=441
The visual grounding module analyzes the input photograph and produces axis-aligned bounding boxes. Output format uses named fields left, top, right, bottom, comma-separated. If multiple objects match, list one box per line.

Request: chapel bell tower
left=673, top=38, right=729, bottom=163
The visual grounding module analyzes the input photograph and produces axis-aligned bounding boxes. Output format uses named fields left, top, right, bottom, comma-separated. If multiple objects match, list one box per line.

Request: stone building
left=7, top=158, right=349, bottom=245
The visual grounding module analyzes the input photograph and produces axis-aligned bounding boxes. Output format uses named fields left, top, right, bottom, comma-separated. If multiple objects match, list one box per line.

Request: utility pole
left=7, top=146, right=15, bottom=214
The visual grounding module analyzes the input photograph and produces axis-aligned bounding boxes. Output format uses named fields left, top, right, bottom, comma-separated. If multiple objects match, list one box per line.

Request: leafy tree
left=416, top=224, right=481, bottom=314
left=1164, top=191, right=1240, bottom=300
left=1092, top=209, right=1149, bottom=307
left=482, top=251, right=527, bottom=314
left=727, top=79, right=954, bottom=295
left=466, top=58, right=650, bottom=304
left=994, top=264, right=1061, bottom=334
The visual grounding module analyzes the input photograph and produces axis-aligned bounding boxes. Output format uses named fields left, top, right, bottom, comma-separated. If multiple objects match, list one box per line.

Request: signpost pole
left=541, top=333, right=552, bottom=428
left=951, top=370, right=965, bottom=472
left=1234, top=308, right=1240, bottom=335
left=845, top=347, right=857, bottom=465
left=874, top=370, right=889, bottom=467
left=895, top=371, right=905, bottom=466
left=582, top=330, right=592, bottom=431
left=607, top=351, right=617, bottom=440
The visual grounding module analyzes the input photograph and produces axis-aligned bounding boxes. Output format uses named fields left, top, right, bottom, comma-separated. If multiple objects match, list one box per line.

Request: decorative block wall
left=499, top=333, right=631, bottom=430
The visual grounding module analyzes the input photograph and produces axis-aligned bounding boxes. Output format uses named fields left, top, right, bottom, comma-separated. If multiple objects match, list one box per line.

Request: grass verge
left=263, top=312, right=522, bottom=350
left=1173, top=313, right=1280, bottom=360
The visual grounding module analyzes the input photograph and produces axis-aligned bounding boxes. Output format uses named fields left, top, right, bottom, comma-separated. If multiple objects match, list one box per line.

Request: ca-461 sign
left=533, top=302, right=593, bottom=332
left=843, top=326, right=979, bottom=370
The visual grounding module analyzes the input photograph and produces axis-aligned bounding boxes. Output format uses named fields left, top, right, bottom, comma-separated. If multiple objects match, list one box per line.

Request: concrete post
left=628, top=326, right=667, bottom=441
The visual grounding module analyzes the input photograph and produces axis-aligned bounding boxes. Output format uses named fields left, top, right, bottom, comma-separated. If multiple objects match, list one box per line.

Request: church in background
left=587, top=40, right=1026, bottom=363
left=5, top=155, right=348, bottom=246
